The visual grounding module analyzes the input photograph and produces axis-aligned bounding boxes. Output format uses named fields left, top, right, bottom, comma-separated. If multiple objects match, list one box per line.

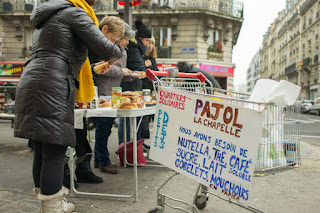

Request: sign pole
left=124, top=0, right=132, bottom=28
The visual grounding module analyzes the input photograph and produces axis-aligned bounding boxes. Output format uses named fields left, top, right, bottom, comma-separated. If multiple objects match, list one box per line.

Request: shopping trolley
left=145, top=69, right=301, bottom=213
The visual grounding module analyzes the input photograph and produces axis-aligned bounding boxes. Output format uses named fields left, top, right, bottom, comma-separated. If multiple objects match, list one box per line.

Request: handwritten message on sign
left=149, top=87, right=264, bottom=203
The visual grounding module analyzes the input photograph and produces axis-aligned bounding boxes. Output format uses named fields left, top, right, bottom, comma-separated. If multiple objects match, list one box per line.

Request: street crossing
left=295, top=118, right=320, bottom=124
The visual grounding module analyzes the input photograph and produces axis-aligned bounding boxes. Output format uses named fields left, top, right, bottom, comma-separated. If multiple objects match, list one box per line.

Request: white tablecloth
left=74, top=107, right=156, bottom=129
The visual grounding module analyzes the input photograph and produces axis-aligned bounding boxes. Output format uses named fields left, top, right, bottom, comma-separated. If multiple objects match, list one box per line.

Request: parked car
left=300, top=100, right=315, bottom=113
left=309, top=97, right=320, bottom=115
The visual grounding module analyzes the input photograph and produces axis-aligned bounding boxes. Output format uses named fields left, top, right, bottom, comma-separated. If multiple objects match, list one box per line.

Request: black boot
left=63, top=163, right=79, bottom=189
left=75, top=155, right=103, bottom=183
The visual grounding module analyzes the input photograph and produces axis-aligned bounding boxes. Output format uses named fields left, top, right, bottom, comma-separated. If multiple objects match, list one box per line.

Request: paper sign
left=149, top=87, right=264, bottom=203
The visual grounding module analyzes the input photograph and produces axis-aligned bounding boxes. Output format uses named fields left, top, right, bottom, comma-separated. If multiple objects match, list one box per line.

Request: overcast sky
left=232, top=0, right=286, bottom=87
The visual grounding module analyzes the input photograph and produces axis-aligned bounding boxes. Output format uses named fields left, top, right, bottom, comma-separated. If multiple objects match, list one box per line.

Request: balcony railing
left=1, top=1, right=36, bottom=12
left=207, top=51, right=224, bottom=61
left=302, top=57, right=311, bottom=67
left=285, top=63, right=297, bottom=74
left=300, top=0, right=314, bottom=15
left=1, top=0, right=244, bottom=18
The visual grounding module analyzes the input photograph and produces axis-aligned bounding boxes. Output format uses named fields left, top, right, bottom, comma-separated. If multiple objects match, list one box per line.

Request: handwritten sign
left=150, top=87, right=264, bottom=203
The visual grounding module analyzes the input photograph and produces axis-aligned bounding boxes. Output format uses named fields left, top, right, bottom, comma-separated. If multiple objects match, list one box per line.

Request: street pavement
left=0, top=119, right=320, bottom=213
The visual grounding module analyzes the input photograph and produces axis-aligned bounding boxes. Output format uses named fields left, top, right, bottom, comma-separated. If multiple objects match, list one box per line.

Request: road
left=297, top=112, right=320, bottom=146
left=0, top=112, right=320, bottom=212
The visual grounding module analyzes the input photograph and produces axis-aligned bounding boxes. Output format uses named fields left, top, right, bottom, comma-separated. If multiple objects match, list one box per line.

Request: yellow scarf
left=67, top=0, right=99, bottom=102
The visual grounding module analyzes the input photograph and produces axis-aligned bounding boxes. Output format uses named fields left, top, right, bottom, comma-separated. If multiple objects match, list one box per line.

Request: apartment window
left=153, top=26, right=171, bottom=47
left=207, top=29, right=220, bottom=46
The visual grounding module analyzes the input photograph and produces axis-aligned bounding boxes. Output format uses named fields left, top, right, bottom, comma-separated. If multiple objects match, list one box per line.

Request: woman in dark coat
left=121, top=20, right=151, bottom=92
left=13, top=0, right=121, bottom=211
left=118, top=20, right=151, bottom=144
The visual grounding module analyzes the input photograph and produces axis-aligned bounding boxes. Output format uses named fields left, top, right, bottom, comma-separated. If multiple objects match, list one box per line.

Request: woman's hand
left=122, top=68, right=132, bottom=76
left=131, top=71, right=146, bottom=79
left=100, top=63, right=111, bottom=74
left=145, top=59, right=152, bottom=67
left=98, top=98, right=108, bottom=104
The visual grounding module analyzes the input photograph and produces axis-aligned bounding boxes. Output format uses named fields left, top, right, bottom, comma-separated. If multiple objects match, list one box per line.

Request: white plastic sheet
left=249, top=79, right=301, bottom=106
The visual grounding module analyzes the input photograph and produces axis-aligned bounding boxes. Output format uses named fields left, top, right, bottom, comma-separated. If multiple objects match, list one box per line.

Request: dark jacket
left=181, top=63, right=221, bottom=89
left=14, top=0, right=121, bottom=147
left=121, top=37, right=147, bottom=91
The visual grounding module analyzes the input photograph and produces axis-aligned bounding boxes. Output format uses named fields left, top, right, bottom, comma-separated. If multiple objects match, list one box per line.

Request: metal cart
left=145, top=68, right=301, bottom=213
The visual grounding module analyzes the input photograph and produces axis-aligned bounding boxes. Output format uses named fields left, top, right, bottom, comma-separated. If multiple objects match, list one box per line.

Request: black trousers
left=32, top=140, right=67, bottom=195
left=75, top=117, right=92, bottom=157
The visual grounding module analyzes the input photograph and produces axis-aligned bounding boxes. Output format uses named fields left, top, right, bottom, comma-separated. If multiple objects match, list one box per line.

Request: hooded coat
left=181, top=62, right=221, bottom=89
left=14, top=0, right=121, bottom=147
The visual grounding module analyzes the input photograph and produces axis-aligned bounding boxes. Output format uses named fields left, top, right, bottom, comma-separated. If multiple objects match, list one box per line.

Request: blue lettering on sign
left=181, top=47, right=195, bottom=53
left=214, top=139, right=236, bottom=153
left=209, top=174, right=249, bottom=201
left=174, top=158, right=208, bottom=181
left=153, top=110, right=169, bottom=149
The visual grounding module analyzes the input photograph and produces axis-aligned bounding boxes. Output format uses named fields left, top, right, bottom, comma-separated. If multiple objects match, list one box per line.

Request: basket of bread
left=113, top=91, right=145, bottom=109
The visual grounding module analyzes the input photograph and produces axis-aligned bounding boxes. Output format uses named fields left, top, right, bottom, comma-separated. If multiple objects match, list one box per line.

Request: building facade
left=0, top=0, right=243, bottom=89
left=260, top=0, right=320, bottom=100
left=246, top=50, right=260, bottom=93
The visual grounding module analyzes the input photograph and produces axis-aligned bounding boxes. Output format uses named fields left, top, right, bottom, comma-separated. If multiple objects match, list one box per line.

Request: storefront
left=156, top=59, right=235, bottom=90
left=0, top=61, right=25, bottom=113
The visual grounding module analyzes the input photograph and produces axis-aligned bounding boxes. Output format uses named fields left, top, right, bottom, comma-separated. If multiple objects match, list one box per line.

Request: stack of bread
left=113, top=91, right=144, bottom=109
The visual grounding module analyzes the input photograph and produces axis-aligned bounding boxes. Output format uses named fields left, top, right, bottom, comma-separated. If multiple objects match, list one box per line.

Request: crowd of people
left=13, top=0, right=220, bottom=212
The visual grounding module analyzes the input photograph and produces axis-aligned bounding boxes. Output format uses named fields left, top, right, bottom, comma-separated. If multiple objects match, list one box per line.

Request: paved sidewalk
left=0, top=120, right=320, bottom=213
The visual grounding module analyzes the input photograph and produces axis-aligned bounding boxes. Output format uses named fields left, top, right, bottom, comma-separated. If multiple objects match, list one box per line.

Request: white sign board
left=149, top=87, right=264, bottom=203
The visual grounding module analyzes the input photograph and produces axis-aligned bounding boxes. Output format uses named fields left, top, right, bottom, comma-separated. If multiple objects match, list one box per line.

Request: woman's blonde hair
left=99, top=16, right=125, bottom=38
left=146, top=37, right=157, bottom=58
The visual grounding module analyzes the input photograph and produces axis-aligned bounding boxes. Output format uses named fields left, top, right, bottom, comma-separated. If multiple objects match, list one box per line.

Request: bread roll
left=137, top=103, right=144, bottom=108
left=121, top=91, right=140, bottom=97
left=120, top=97, right=131, bottom=104
left=118, top=105, right=134, bottom=109
left=93, top=62, right=109, bottom=74
left=130, top=97, right=138, bottom=103
left=100, top=101, right=111, bottom=107
left=119, top=103, right=138, bottom=109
